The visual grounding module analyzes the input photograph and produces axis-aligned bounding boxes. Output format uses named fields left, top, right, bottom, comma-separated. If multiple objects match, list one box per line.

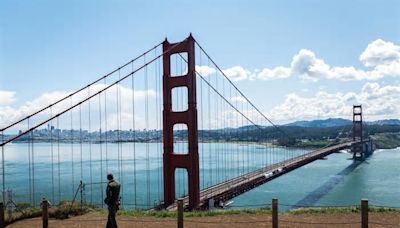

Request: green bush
left=15, top=202, right=32, bottom=210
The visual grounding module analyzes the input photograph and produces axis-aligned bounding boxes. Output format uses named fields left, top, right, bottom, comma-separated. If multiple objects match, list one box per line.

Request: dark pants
left=106, top=204, right=118, bottom=228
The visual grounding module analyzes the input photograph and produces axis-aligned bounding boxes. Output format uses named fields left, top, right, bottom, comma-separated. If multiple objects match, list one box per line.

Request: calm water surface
left=2, top=143, right=399, bottom=211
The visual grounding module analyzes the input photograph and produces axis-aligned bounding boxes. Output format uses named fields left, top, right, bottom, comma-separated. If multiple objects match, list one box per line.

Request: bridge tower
left=352, top=105, right=363, bottom=142
left=352, top=105, right=364, bottom=158
left=162, top=35, right=200, bottom=209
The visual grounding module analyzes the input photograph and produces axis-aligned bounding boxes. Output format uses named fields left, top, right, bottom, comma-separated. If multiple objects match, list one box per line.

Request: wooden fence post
left=361, top=199, right=368, bottom=228
left=0, top=202, right=4, bottom=228
left=80, top=180, right=83, bottom=211
left=272, top=198, right=278, bottom=228
left=42, top=198, right=48, bottom=228
left=177, top=199, right=184, bottom=228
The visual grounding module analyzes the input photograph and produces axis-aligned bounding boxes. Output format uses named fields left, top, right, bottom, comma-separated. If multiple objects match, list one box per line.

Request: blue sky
left=1, top=0, right=400, bottom=126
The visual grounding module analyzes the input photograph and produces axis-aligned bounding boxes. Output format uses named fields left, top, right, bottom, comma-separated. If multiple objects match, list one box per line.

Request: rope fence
left=0, top=197, right=399, bottom=227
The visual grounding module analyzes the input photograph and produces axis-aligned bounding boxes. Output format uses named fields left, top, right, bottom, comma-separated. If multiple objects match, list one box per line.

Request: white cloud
left=289, top=49, right=374, bottom=81
left=288, top=40, right=400, bottom=81
left=0, top=84, right=157, bottom=130
left=266, top=82, right=400, bottom=122
left=257, top=66, right=291, bottom=80
left=222, top=66, right=250, bottom=81
left=202, top=39, right=400, bottom=82
left=195, top=65, right=216, bottom=77
left=290, top=49, right=332, bottom=81
left=360, top=39, right=400, bottom=67
left=0, top=91, right=16, bottom=105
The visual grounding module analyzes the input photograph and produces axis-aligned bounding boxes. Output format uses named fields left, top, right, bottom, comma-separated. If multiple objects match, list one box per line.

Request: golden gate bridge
left=0, top=34, right=373, bottom=211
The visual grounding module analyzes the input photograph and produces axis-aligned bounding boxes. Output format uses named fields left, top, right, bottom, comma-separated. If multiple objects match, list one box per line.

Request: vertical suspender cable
left=117, top=69, right=123, bottom=204
left=199, top=51, right=205, bottom=189
left=31, top=122, right=35, bottom=206
left=157, top=53, right=164, bottom=199
left=229, top=80, right=233, bottom=178
left=241, top=101, right=244, bottom=175
left=207, top=61, right=212, bottom=188
left=104, top=78, right=109, bottom=173
left=158, top=52, right=162, bottom=201
left=50, top=107, right=55, bottom=203
left=99, top=93, right=104, bottom=207
left=119, top=71, right=123, bottom=204
left=70, top=98, right=74, bottom=197
left=28, top=118, right=32, bottom=204
left=214, top=69, right=219, bottom=183
left=154, top=49, right=161, bottom=200
left=116, top=71, right=120, bottom=179
left=246, top=102, right=251, bottom=172
left=131, top=61, right=137, bottom=208
left=1, top=131, right=4, bottom=205
left=222, top=76, right=226, bottom=181
left=144, top=54, right=150, bottom=207
left=79, top=104, right=83, bottom=184
left=235, top=91, right=239, bottom=177
left=88, top=87, right=93, bottom=204
left=57, top=117, right=61, bottom=203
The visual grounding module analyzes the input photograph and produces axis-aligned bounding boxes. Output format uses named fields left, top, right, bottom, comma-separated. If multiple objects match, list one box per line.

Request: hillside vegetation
left=371, top=133, right=400, bottom=149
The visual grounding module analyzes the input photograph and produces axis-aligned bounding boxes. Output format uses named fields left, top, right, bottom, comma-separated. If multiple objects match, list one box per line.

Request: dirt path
left=8, top=212, right=400, bottom=227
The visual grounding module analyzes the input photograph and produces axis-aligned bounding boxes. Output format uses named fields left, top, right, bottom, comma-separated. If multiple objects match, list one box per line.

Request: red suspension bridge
left=0, top=34, right=373, bottom=211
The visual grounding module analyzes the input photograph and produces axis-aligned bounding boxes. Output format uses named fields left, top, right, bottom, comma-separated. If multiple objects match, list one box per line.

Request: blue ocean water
left=1, top=143, right=399, bottom=211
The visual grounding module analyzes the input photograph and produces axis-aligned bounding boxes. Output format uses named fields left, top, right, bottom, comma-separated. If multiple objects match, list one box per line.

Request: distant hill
left=285, top=118, right=400, bottom=128
left=285, top=118, right=351, bottom=128
left=368, top=119, right=400, bottom=126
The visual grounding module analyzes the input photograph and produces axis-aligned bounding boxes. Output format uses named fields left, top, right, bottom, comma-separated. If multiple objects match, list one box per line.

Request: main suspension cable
left=194, top=40, right=292, bottom=139
left=0, top=42, right=164, bottom=133
left=1, top=40, right=185, bottom=147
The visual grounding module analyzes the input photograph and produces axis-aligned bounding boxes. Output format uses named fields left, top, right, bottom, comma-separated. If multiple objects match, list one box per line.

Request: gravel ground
left=7, top=212, right=400, bottom=228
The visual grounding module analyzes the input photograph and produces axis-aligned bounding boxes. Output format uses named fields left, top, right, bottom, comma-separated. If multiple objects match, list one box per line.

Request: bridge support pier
left=162, top=35, right=200, bottom=210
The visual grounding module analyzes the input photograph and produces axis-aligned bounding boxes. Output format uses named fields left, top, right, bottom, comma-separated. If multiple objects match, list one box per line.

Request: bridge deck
left=167, top=141, right=359, bottom=210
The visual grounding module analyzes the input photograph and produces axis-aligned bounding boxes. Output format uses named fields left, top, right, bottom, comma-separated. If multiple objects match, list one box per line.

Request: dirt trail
left=7, top=212, right=400, bottom=228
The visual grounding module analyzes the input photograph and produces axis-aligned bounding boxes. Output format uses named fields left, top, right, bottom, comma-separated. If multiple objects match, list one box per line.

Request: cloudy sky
left=1, top=0, right=400, bottom=129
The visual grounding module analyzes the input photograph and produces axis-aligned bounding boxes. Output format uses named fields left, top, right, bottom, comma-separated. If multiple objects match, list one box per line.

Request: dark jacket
left=104, top=180, right=121, bottom=207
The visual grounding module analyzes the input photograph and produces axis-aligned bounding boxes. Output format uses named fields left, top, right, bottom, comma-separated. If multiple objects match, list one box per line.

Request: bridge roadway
left=166, top=141, right=361, bottom=210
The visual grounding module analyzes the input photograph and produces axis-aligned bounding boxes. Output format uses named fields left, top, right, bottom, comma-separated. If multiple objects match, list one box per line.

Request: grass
left=49, top=200, right=97, bottom=219
left=110, top=206, right=399, bottom=218
left=4, top=201, right=97, bottom=225
left=111, top=207, right=272, bottom=218
left=287, top=206, right=400, bottom=215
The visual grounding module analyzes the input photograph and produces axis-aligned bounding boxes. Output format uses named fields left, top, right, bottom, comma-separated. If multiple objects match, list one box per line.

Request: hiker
left=104, top=173, right=121, bottom=228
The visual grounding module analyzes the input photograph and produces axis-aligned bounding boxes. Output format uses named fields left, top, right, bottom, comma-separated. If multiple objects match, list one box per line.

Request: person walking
left=104, top=173, right=121, bottom=228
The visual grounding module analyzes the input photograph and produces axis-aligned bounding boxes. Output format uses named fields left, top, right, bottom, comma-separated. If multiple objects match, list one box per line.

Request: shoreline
left=8, top=139, right=400, bottom=150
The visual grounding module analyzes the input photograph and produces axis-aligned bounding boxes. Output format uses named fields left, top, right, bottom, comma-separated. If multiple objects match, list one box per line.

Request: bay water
left=2, top=143, right=399, bottom=211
